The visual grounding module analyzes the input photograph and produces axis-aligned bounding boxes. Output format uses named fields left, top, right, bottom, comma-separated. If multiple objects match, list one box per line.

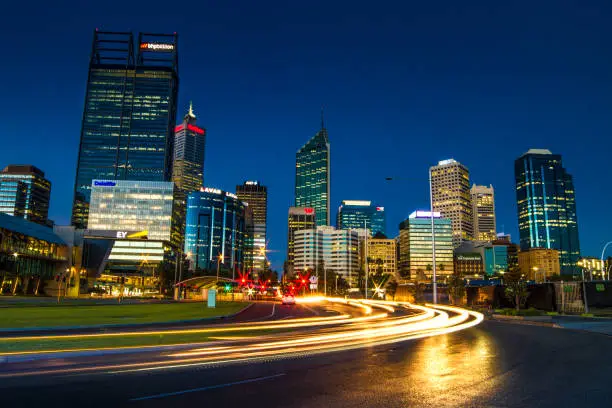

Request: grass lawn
left=0, top=302, right=248, bottom=329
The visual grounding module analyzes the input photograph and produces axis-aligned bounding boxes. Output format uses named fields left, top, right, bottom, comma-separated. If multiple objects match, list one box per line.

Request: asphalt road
left=1, top=319, right=611, bottom=407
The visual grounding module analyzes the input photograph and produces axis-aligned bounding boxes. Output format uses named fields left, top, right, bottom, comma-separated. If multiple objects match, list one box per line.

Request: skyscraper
left=236, top=181, right=268, bottom=277
left=336, top=200, right=386, bottom=236
left=471, top=184, right=496, bottom=241
left=172, top=102, right=206, bottom=193
left=0, top=165, right=51, bottom=225
left=286, top=207, right=316, bottom=276
left=295, top=113, right=330, bottom=226
left=184, top=188, right=247, bottom=274
left=515, top=149, right=580, bottom=273
left=430, top=159, right=473, bottom=246
left=398, top=211, right=454, bottom=280
left=71, top=31, right=179, bottom=228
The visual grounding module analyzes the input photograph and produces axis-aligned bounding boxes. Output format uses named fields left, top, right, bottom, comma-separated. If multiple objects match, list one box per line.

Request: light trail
left=0, top=300, right=482, bottom=378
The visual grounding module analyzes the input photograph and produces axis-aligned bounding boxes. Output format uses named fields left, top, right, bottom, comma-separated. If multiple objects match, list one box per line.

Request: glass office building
left=236, top=181, right=268, bottom=276
left=286, top=207, right=316, bottom=276
left=515, top=149, right=580, bottom=274
left=72, top=31, right=179, bottom=228
left=0, top=165, right=51, bottom=226
left=483, top=245, right=508, bottom=276
left=173, top=103, right=206, bottom=193
left=336, top=200, right=385, bottom=236
left=0, top=213, right=68, bottom=294
left=184, top=188, right=247, bottom=274
left=398, top=210, right=453, bottom=280
left=87, top=180, right=175, bottom=242
left=295, top=116, right=330, bottom=226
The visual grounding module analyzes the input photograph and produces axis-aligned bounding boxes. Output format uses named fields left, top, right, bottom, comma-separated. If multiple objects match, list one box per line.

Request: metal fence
left=554, top=282, right=585, bottom=314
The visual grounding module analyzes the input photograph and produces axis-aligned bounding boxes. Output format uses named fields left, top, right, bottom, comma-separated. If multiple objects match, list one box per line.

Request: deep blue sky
left=1, top=1, right=611, bottom=269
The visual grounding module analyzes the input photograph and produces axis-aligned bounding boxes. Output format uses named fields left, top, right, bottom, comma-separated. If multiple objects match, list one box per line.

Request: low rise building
left=367, top=236, right=397, bottom=277
left=453, top=252, right=483, bottom=277
left=518, top=248, right=560, bottom=281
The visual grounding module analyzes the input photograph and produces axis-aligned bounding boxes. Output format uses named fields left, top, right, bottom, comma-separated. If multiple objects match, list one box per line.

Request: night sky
left=1, top=1, right=611, bottom=269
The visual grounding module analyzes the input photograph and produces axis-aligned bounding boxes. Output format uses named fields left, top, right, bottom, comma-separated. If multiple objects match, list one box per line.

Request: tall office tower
left=336, top=200, right=386, bottom=236
left=430, top=159, right=473, bottom=246
left=172, top=103, right=206, bottom=193
left=471, top=184, right=496, bottom=241
left=398, top=210, right=454, bottom=280
left=286, top=207, right=316, bottom=277
left=295, top=114, right=330, bottom=226
left=515, top=149, right=580, bottom=274
left=184, top=188, right=247, bottom=274
left=236, top=181, right=268, bottom=278
left=171, top=103, right=206, bottom=248
left=71, top=31, right=179, bottom=228
left=0, top=165, right=51, bottom=225
left=293, top=226, right=360, bottom=287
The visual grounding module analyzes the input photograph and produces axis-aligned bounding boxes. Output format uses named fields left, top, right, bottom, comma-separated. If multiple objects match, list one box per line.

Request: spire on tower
left=188, top=101, right=195, bottom=118
left=320, top=105, right=325, bottom=129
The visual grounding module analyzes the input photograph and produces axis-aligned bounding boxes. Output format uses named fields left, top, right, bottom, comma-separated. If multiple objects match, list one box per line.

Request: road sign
left=309, top=284, right=317, bottom=290
left=309, top=276, right=318, bottom=284
left=596, top=283, right=605, bottom=292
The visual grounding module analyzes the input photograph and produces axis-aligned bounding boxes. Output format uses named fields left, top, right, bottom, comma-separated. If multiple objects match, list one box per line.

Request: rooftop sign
left=93, top=181, right=116, bottom=187
left=140, top=42, right=174, bottom=52
left=409, top=210, right=441, bottom=219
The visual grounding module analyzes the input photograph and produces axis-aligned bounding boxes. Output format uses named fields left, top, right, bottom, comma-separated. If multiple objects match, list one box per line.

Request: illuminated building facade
left=430, top=159, right=473, bottom=246
left=367, top=237, right=397, bottom=277
left=72, top=31, right=179, bottom=228
left=398, top=211, right=453, bottom=280
left=515, top=149, right=580, bottom=274
left=295, top=116, right=330, bottom=226
left=471, top=184, right=496, bottom=241
left=336, top=200, right=385, bottom=236
left=286, top=207, right=316, bottom=276
left=236, top=181, right=267, bottom=277
left=0, top=213, right=68, bottom=295
left=87, top=180, right=175, bottom=242
left=518, top=248, right=561, bottom=280
left=0, top=165, right=51, bottom=226
left=453, top=253, right=483, bottom=276
left=184, top=188, right=247, bottom=274
left=172, top=103, right=206, bottom=193
left=293, top=226, right=359, bottom=286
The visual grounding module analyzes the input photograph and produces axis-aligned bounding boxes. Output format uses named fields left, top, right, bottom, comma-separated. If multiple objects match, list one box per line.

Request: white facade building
left=293, top=226, right=359, bottom=286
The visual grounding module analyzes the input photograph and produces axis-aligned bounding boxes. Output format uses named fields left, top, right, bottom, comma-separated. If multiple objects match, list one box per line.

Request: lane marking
left=129, top=373, right=286, bottom=401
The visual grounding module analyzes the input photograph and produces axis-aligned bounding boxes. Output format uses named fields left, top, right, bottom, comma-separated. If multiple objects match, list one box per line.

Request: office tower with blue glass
left=71, top=31, right=179, bottom=228
left=515, top=149, right=580, bottom=274
left=295, top=114, right=330, bottom=226
left=184, top=188, right=247, bottom=274
left=0, top=165, right=51, bottom=226
left=236, top=181, right=268, bottom=278
left=336, top=200, right=385, bottom=236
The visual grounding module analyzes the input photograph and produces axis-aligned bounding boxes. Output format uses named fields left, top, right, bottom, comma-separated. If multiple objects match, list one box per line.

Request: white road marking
left=129, top=373, right=286, bottom=401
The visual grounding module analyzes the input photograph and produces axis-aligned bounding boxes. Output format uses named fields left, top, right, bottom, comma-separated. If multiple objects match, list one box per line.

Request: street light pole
left=600, top=241, right=612, bottom=281
left=364, top=220, right=368, bottom=299
left=428, top=171, right=437, bottom=304
left=385, top=175, right=438, bottom=303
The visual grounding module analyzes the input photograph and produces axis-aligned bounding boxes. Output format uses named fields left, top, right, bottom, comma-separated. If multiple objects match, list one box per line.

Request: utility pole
left=364, top=220, right=368, bottom=299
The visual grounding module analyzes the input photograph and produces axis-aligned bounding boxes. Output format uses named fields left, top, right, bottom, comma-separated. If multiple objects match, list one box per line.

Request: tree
left=447, top=271, right=466, bottom=305
left=504, top=266, right=528, bottom=311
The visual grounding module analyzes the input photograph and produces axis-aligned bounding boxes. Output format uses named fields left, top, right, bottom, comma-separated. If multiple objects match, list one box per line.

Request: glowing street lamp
left=216, top=253, right=224, bottom=283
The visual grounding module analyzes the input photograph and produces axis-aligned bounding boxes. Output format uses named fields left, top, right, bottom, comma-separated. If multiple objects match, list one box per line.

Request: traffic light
left=224, top=284, right=231, bottom=292
left=62, top=275, right=66, bottom=283
left=55, top=275, right=60, bottom=283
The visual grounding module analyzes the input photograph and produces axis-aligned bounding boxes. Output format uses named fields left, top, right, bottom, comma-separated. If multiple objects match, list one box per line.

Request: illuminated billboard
left=139, top=42, right=175, bottom=52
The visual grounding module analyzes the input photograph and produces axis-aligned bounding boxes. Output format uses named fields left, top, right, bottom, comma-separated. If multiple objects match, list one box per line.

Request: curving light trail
left=0, top=299, right=482, bottom=378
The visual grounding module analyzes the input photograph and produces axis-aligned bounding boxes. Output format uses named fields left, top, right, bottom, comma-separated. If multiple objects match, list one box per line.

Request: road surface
left=1, top=301, right=610, bottom=407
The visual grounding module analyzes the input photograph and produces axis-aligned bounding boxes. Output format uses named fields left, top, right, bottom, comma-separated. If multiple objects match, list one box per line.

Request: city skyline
left=1, top=2, right=611, bottom=269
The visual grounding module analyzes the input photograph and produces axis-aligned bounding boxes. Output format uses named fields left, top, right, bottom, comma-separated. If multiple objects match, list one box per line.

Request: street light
left=386, top=175, right=437, bottom=304
left=216, top=253, right=223, bottom=283
left=601, top=241, right=612, bottom=280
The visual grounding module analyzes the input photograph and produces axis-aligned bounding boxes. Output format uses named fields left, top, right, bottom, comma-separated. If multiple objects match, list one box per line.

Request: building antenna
left=320, top=105, right=325, bottom=129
